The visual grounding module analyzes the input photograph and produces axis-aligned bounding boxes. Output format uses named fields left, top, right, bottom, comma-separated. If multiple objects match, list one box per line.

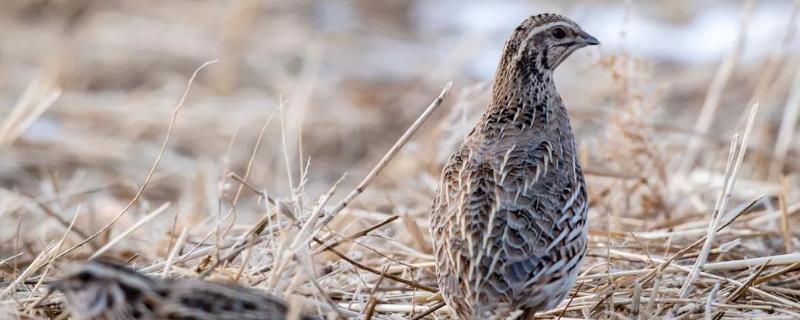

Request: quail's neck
left=491, top=41, right=558, bottom=103
left=491, top=68, right=557, bottom=110
left=476, top=65, right=568, bottom=137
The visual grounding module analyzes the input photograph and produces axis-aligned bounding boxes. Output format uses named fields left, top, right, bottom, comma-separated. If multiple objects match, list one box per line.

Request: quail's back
left=430, top=13, right=598, bottom=319
left=52, top=260, right=318, bottom=320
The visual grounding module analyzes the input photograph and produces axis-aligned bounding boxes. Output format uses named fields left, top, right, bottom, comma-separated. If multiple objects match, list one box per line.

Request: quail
left=429, top=13, right=597, bottom=319
left=51, top=260, right=317, bottom=320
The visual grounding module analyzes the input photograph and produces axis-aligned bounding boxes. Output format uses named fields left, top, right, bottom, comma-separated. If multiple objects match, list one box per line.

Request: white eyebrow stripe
left=511, top=21, right=573, bottom=64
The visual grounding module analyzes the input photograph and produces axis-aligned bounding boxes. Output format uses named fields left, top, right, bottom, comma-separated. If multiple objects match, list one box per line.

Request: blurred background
left=1, top=0, right=800, bottom=318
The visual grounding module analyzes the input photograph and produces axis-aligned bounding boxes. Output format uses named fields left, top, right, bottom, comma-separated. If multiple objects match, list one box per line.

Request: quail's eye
left=76, top=271, right=93, bottom=282
left=551, top=27, right=567, bottom=39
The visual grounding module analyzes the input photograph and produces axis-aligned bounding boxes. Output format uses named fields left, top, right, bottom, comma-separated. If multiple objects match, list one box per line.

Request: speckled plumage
left=430, top=13, right=598, bottom=319
left=52, top=261, right=316, bottom=320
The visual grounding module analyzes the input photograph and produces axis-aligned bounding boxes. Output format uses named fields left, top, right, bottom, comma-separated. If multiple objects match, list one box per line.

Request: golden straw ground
left=1, top=1, right=800, bottom=319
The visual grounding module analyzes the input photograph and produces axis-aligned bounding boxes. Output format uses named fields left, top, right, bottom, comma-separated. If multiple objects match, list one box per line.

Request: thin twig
left=312, top=215, right=399, bottom=255
left=705, top=282, right=721, bottom=320
left=88, top=202, right=171, bottom=260
left=60, top=60, right=218, bottom=257
left=675, top=103, right=759, bottom=305
left=322, top=82, right=451, bottom=226
left=712, top=259, right=771, bottom=320
left=410, top=301, right=447, bottom=320
left=162, top=227, right=189, bottom=279
left=364, top=265, right=390, bottom=320
left=558, top=281, right=585, bottom=320
left=312, top=238, right=438, bottom=293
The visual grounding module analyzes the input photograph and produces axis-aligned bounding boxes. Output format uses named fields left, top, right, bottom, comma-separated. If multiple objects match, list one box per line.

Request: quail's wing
left=430, top=144, right=472, bottom=298
left=159, top=281, right=295, bottom=320
left=438, top=139, right=587, bottom=297
left=488, top=139, right=588, bottom=291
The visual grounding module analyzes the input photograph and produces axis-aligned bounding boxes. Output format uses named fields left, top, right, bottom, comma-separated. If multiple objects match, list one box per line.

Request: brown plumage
left=51, top=260, right=317, bottom=320
left=429, top=13, right=598, bottom=319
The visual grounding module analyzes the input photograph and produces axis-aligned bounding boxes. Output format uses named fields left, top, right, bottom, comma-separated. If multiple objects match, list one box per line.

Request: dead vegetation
left=1, top=0, right=800, bottom=319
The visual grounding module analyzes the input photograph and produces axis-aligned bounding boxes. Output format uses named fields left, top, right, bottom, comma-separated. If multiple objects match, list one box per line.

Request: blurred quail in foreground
left=52, top=260, right=316, bottom=320
left=430, top=13, right=597, bottom=319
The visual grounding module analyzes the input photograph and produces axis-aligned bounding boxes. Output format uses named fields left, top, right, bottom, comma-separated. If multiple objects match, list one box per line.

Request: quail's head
left=51, top=260, right=156, bottom=318
left=506, top=13, right=600, bottom=70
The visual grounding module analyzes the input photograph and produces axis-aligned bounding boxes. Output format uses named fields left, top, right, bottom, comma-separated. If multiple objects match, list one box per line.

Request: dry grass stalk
left=0, top=78, right=61, bottom=146
left=675, top=103, right=759, bottom=305
left=60, top=60, right=218, bottom=259
left=322, top=82, right=452, bottom=226
left=3, top=3, right=800, bottom=319
left=88, top=202, right=171, bottom=260
left=679, top=0, right=753, bottom=173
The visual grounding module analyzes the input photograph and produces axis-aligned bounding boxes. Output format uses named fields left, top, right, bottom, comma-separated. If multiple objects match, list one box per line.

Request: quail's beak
left=578, top=31, right=601, bottom=46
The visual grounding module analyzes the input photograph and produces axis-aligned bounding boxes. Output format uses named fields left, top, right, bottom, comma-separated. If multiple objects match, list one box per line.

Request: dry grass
left=2, top=1, right=800, bottom=319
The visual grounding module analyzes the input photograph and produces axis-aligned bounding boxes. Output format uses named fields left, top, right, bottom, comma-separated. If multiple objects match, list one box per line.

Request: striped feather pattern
left=430, top=13, right=595, bottom=319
